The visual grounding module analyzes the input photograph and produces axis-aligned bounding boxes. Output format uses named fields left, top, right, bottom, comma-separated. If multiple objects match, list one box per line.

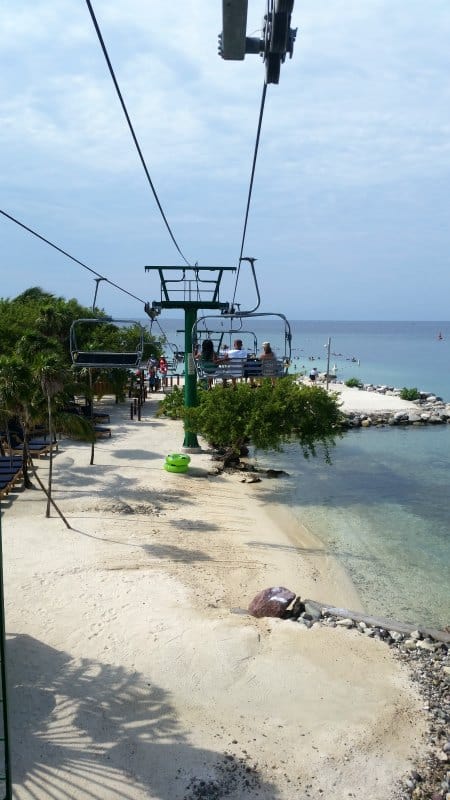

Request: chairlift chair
left=70, top=318, right=144, bottom=369
left=192, top=311, right=292, bottom=383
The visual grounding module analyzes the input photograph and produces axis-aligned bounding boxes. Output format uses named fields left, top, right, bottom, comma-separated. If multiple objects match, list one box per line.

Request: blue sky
left=1, top=1, right=450, bottom=321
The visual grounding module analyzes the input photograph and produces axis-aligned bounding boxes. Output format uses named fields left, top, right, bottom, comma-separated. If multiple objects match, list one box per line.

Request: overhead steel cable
left=0, top=208, right=145, bottom=304
left=84, top=0, right=191, bottom=267
left=232, top=81, right=267, bottom=309
left=0, top=206, right=180, bottom=352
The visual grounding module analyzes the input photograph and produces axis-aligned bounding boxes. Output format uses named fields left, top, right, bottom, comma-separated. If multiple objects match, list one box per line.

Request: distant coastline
left=328, top=380, right=450, bottom=428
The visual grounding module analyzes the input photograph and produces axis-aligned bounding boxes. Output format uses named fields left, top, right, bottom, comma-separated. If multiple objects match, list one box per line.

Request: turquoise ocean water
left=156, top=319, right=450, bottom=629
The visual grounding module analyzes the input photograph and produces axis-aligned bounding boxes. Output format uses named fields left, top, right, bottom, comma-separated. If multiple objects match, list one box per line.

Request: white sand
left=331, top=382, right=419, bottom=414
left=2, top=394, right=428, bottom=799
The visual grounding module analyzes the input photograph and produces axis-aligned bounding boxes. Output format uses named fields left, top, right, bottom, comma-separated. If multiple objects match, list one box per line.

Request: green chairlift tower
left=144, top=265, right=235, bottom=450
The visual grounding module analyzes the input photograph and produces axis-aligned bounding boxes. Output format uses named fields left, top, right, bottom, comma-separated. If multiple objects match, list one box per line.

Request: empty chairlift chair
left=69, top=318, right=144, bottom=369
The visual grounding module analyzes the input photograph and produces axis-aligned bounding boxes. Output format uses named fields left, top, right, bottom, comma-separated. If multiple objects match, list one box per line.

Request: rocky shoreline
left=246, top=591, right=450, bottom=800
left=340, top=384, right=450, bottom=428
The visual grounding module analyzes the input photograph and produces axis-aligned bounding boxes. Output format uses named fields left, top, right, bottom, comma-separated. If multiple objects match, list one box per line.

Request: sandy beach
left=1, top=389, right=430, bottom=799
left=330, top=382, right=419, bottom=415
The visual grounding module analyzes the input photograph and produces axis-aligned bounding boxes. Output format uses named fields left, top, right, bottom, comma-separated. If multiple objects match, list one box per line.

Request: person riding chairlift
left=197, top=339, right=221, bottom=388
left=226, top=339, right=248, bottom=360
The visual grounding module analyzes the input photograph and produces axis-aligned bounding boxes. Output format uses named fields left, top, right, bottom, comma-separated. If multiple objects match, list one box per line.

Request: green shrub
left=156, top=386, right=185, bottom=419
left=183, top=378, right=343, bottom=460
left=345, top=377, right=363, bottom=389
left=399, top=387, right=420, bottom=401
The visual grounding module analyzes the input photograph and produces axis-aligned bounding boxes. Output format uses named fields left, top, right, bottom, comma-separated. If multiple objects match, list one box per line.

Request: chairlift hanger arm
left=193, top=311, right=292, bottom=361
left=228, top=256, right=261, bottom=315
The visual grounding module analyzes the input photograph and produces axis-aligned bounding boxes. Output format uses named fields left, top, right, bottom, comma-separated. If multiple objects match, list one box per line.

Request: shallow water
left=260, top=427, right=450, bottom=630
left=155, top=318, right=450, bottom=629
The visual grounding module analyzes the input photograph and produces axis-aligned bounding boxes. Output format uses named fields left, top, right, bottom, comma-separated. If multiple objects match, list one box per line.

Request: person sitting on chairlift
left=197, top=339, right=221, bottom=387
left=227, top=339, right=248, bottom=360
left=259, top=341, right=275, bottom=361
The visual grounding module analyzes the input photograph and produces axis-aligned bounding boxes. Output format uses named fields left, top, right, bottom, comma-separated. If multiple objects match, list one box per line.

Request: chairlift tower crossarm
left=144, top=265, right=236, bottom=450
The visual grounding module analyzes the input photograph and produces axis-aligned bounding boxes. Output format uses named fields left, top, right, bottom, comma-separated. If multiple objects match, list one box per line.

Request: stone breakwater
left=341, top=385, right=450, bottom=428
left=286, top=600, right=450, bottom=800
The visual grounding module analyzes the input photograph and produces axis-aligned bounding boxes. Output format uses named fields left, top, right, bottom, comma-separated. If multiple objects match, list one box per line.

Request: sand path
left=2, top=394, right=427, bottom=799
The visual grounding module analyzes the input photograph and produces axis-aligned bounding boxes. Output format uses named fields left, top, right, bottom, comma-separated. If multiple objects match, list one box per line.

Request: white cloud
left=2, top=0, right=450, bottom=317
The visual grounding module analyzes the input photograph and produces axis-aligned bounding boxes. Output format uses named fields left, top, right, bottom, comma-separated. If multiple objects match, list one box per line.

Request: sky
left=1, top=1, right=450, bottom=322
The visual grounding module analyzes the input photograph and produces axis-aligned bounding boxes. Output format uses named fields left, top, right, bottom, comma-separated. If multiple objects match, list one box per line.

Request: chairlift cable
left=84, top=0, right=191, bottom=267
left=0, top=206, right=179, bottom=358
left=152, top=318, right=178, bottom=358
left=232, top=81, right=268, bottom=309
left=0, top=208, right=143, bottom=304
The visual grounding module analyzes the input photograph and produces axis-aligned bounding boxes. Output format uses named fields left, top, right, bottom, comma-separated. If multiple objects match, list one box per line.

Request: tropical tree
left=180, top=378, right=343, bottom=466
left=35, top=355, right=66, bottom=517
left=0, top=356, right=42, bottom=487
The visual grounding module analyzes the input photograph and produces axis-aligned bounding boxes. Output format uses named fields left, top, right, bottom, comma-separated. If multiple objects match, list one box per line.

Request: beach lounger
left=94, top=425, right=112, bottom=438
left=0, top=456, right=22, bottom=468
left=8, top=438, right=59, bottom=458
left=0, top=466, right=23, bottom=498
left=65, top=401, right=111, bottom=423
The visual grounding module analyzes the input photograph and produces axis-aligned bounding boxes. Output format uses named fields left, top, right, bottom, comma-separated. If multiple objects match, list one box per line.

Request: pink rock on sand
left=248, top=586, right=296, bottom=618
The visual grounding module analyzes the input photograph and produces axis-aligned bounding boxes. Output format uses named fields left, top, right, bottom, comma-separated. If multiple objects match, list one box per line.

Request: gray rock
left=304, top=602, right=322, bottom=621
left=416, top=640, right=436, bottom=651
left=336, top=618, right=354, bottom=628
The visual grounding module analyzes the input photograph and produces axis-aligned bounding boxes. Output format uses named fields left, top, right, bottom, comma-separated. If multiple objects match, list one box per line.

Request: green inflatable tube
left=165, top=453, right=191, bottom=468
left=164, top=462, right=189, bottom=474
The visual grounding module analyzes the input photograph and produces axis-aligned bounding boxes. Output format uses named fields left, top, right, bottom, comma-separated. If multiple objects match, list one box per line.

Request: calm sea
left=155, top=319, right=450, bottom=630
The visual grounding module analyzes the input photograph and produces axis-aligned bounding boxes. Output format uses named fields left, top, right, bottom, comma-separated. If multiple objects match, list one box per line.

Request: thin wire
left=232, top=81, right=268, bottom=308
left=84, top=0, right=191, bottom=267
left=1, top=206, right=179, bottom=350
left=0, top=207, right=145, bottom=303
left=152, top=318, right=178, bottom=357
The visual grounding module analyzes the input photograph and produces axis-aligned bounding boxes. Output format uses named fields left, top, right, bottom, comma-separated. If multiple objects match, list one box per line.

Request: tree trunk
left=46, top=394, right=53, bottom=517
left=89, top=370, right=95, bottom=466
left=22, top=437, right=33, bottom=489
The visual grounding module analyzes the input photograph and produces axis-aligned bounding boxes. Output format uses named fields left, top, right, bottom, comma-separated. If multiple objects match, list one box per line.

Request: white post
left=326, top=337, right=331, bottom=391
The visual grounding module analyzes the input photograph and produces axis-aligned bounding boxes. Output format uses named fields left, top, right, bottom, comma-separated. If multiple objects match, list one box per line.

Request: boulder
left=248, top=587, right=296, bottom=618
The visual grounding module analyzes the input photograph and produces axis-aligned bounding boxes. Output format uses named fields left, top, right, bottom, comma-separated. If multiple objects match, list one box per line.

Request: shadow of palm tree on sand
left=8, top=634, right=280, bottom=800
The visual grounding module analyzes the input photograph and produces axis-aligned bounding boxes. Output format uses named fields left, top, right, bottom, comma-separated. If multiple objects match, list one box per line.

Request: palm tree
left=37, top=358, right=65, bottom=517
left=35, top=356, right=96, bottom=519
left=0, top=356, right=41, bottom=488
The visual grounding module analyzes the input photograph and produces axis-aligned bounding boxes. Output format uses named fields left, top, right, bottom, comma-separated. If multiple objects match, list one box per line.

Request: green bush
left=345, top=377, right=363, bottom=389
left=156, top=386, right=185, bottom=419
left=183, top=378, right=343, bottom=460
left=400, top=387, right=420, bottom=401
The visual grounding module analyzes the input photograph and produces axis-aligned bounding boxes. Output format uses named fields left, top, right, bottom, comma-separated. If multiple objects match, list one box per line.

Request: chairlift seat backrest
left=72, top=351, right=141, bottom=368
left=261, top=359, right=285, bottom=378
left=70, top=318, right=144, bottom=369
